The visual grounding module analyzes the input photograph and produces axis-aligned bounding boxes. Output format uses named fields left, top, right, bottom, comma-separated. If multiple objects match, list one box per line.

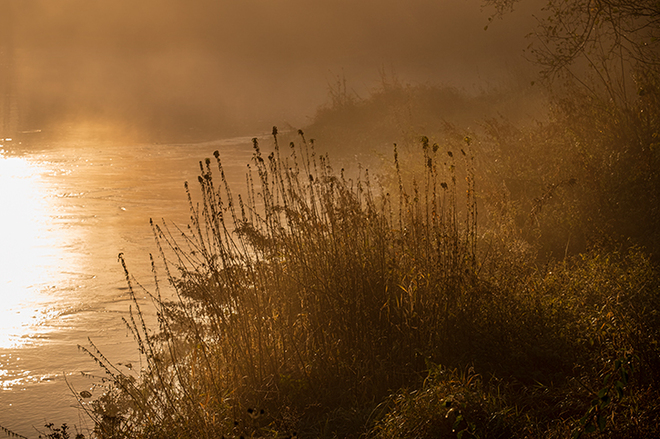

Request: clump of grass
left=38, top=423, right=85, bottom=439
left=371, top=249, right=660, bottom=439
left=75, top=126, right=660, bottom=438
left=368, top=365, right=520, bottom=439
left=77, top=127, right=480, bottom=438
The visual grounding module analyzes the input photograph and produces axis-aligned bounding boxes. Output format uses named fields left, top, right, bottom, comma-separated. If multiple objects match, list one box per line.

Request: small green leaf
left=597, top=413, right=607, bottom=431
left=600, top=395, right=611, bottom=407
left=585, top=423, right=597, bottom=433
left=615, top=381, right=624, bottom=398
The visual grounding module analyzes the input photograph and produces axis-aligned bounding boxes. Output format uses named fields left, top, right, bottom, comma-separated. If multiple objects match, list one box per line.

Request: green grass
left=372, top=248, right=660, bottom=438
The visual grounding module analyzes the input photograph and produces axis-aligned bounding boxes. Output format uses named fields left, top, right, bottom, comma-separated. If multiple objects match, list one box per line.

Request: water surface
left=0, top=137, right=256, bottom=436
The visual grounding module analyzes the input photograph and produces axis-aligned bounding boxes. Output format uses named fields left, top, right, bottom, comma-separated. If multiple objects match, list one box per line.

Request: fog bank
left=1, top=0, right=539, bottom=142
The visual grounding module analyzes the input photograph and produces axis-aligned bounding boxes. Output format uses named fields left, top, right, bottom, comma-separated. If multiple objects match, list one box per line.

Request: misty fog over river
left=0, top=0, right=544, bottom=435
left=1, top=0, right=536, bottom=143
left=0, top=138, right=259, bottom=435
left=0, top=0, right=657, bottom=434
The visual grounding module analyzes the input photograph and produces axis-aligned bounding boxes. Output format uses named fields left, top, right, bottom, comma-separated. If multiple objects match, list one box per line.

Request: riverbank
left=68, top=125, right=659, bottom=438
left=6, top=77, right=660, bottom=437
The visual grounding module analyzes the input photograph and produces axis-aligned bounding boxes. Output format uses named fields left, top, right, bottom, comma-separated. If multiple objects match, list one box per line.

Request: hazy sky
left=3, top=0, right=539, bottom=141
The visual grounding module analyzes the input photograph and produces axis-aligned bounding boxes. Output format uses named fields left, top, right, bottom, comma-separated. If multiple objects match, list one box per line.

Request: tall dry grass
left=74, top=125, right=660, bottom=439
left=78, top=127, right=480, bottom=438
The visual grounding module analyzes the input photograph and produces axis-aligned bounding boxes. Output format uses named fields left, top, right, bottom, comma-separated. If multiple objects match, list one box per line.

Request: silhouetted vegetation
left=305, top=73, right=545, bottom=163
left=63, top=103, right=659, bottom=437
left=28, top=3, right=660, bottom=434
left=2, top=0, right=657, bottom=437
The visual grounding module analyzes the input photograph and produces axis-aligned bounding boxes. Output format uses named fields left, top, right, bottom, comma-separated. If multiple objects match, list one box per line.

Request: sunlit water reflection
left=0, top=154, right=65, bottom=349
left=0, top=138, right=256, bottom=436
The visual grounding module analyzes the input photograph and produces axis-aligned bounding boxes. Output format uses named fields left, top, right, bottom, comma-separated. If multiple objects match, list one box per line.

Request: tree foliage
left=486, top=0, right=660, bottom=105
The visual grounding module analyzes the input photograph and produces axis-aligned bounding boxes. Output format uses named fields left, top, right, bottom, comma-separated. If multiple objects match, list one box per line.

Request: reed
left=75, top=127, right=481, bottom=438
left=74, top=126, right=660, bottom=438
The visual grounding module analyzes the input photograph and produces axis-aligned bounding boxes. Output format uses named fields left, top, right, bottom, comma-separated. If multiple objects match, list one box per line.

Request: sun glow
left=0, top=152, right=62, bottom=348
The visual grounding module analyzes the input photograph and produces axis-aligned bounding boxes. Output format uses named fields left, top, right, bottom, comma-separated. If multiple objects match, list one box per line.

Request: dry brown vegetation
left=67, top=95, right=660, bottom=437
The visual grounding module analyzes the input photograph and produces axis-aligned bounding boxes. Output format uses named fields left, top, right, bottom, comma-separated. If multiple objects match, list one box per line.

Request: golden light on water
left=0, top=150, right=62, bottom=349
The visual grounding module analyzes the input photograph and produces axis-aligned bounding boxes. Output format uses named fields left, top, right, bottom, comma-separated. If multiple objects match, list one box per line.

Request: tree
left=485, top=0, right=660, bottom=106
left=484, top=0, right=660, bottom=259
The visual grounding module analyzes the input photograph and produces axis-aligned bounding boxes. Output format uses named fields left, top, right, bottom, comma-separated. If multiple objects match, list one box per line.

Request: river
left=0, top=136, right=259, bottom=437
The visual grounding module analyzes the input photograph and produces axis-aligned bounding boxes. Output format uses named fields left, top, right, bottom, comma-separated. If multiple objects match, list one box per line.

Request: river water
left=0, top=136, right=258, bottom=437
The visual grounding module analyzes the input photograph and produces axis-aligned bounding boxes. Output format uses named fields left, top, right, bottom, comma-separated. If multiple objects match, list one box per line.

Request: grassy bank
left=55, top=108, right=658, bottom=438
left=16, top=73, right=657, bottom=438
